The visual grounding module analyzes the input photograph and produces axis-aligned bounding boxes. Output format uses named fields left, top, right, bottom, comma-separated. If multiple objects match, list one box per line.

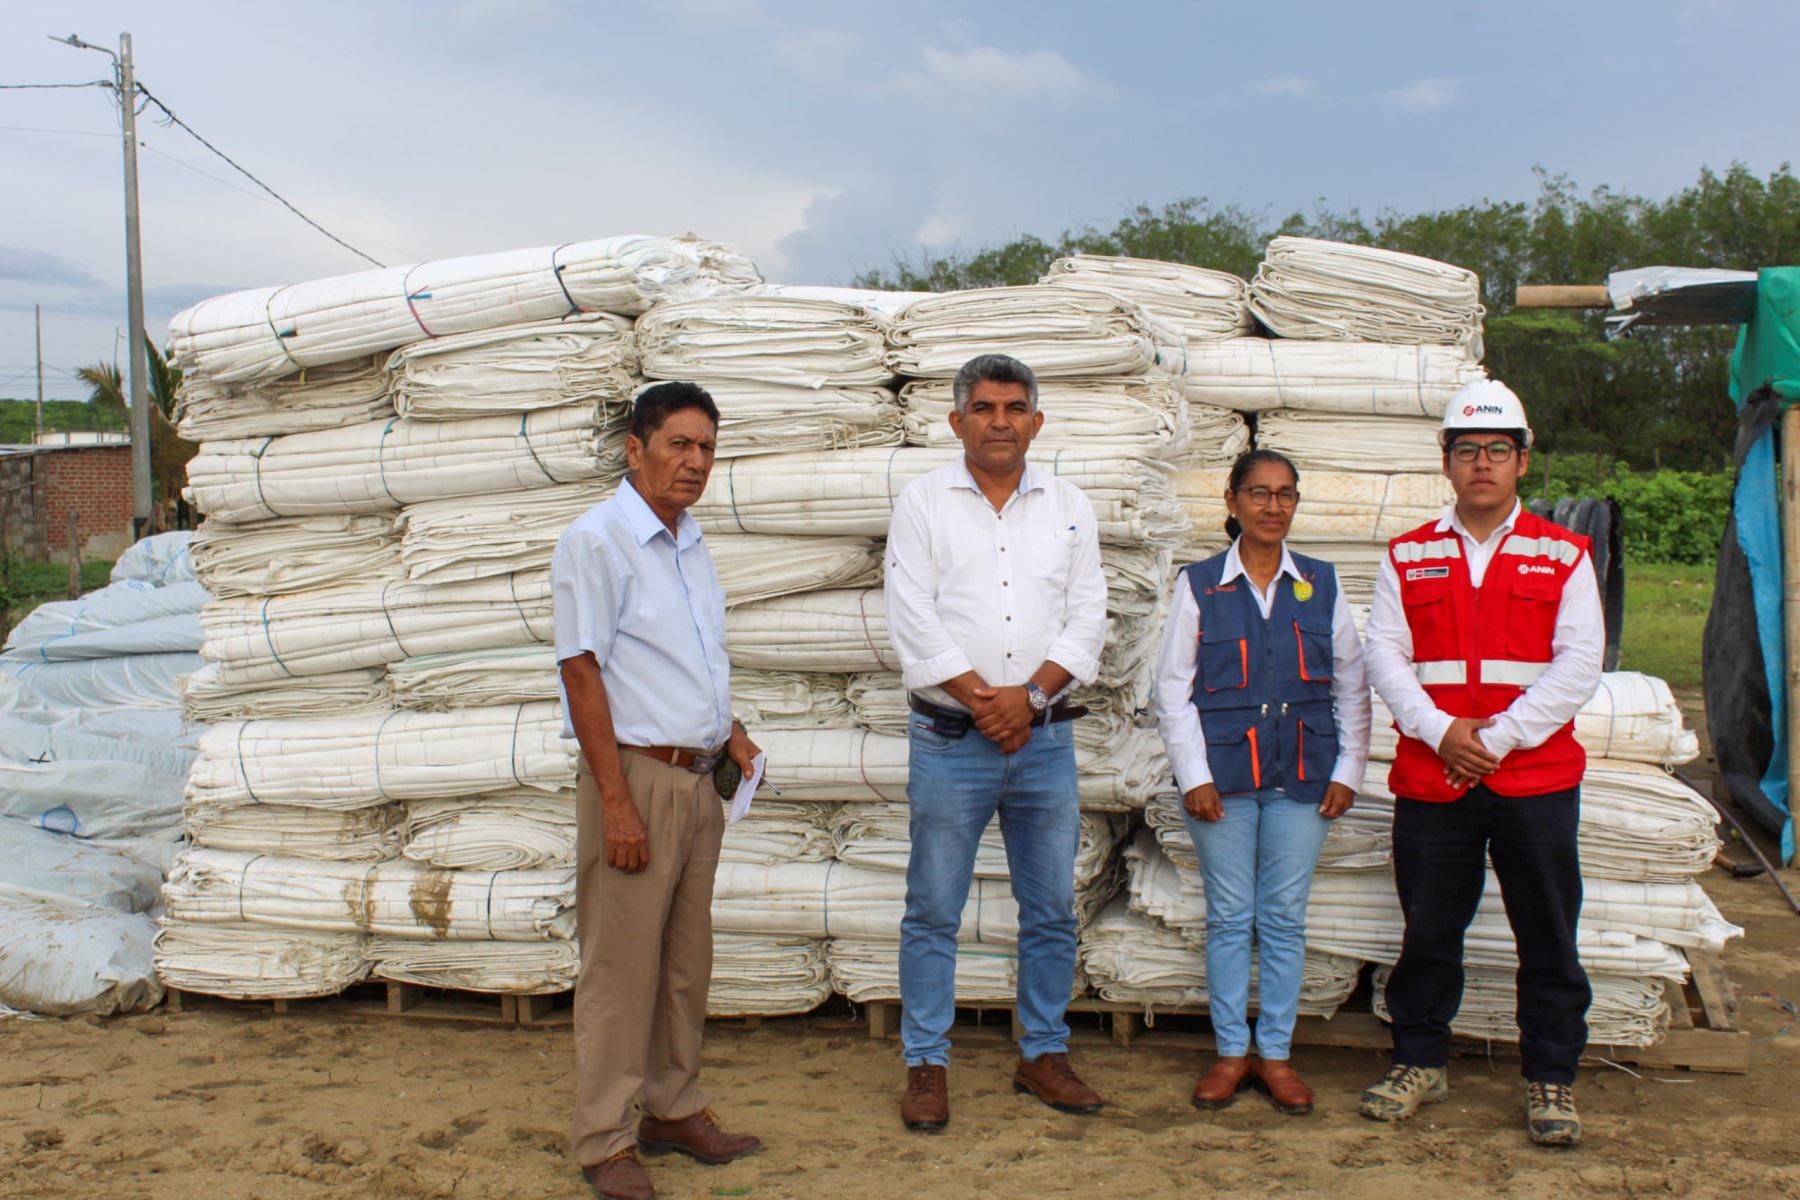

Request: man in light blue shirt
left=553, top=382, right=762, bottom=1200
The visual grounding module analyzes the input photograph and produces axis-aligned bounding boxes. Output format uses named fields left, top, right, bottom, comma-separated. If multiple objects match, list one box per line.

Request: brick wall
left=40, top=445, right=134, bottom=561
left=0, top=454, right=48, bottom=559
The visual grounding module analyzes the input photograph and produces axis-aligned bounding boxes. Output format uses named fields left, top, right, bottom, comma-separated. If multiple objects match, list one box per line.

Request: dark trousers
left=1387, top=784, right=1591, bottom=1083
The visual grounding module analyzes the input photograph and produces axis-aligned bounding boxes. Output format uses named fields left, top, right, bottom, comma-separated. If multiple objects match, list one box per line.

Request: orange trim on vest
left=1246, top=725, right=1262, bottom=789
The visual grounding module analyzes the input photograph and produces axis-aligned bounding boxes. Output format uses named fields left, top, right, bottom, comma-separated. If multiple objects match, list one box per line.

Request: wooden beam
left=1514, top=284, right=1611, bottom=309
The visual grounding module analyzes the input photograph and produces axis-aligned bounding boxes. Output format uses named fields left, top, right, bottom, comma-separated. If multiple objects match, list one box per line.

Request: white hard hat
left=1440, top=379, right=1532, bottom=449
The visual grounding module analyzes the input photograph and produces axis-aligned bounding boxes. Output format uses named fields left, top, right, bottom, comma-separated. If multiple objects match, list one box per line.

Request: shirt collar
left=948, top=456, right=1045, bottom=497
left=1220, top=537, right=1302, bottom=586
left=618, top=475, right=702, bottom=549
left=1436, top=499, right=1522, bottom=543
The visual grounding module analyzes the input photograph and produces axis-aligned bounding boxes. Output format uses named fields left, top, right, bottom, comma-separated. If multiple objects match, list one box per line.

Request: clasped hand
left=970, top=684, right=1035, bottom=755
left=1438, top=716, right=1500, bottom=791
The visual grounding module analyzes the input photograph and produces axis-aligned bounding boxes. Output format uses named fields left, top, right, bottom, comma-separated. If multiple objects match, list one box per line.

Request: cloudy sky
left=1, top=0, right=1793, bottom=402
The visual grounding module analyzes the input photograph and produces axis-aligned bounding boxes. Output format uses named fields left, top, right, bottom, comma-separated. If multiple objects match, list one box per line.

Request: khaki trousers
left=570, top=751, right=724, bottom=1167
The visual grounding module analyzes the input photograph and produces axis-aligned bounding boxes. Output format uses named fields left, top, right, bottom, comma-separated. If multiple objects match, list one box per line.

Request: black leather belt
left=908, top=693, right=1087, bottom=738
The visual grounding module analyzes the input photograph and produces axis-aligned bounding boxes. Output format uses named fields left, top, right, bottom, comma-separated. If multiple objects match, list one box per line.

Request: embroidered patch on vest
left=1406, top=566, right=1451, bottom=580
left=1292, top=579, right=1314, bottom=602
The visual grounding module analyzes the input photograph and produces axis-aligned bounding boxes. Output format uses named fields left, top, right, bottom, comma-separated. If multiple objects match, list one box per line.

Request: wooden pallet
left=167, top=981, right=521, bottom=1025
left=859, top=953, right=1751, bottom=1074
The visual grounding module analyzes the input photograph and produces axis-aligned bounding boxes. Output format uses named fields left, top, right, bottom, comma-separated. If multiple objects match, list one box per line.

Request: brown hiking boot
left=1012, top=1052, right=1104, bottom=1114
left=1251, top=1058, right=1314, bottom=1115
left=637, top=1108, right=761, bottom=1165
left=583, top=1148, right=654, bottom=1200
left=1525, top=1081, right=1582, bottom=1147
left=901, top=1065, right=949, bottom=1132
left=1191, top=1055, right=1254, bottom=1109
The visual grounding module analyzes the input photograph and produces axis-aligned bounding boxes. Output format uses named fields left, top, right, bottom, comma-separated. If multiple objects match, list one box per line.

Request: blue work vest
left=1183, top=549, right=1340, bottom=804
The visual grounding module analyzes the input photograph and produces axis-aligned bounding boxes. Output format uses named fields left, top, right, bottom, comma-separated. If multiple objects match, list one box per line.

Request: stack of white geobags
left=157, top=234, right=772, bottom=1004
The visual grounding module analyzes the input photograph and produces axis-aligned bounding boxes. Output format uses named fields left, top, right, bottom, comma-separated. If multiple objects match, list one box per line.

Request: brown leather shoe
left=637, top=1108, right=761, bottom=1165
left=901, top=1065, right=949, bottom=1132
left=1251, top=1058, right=1315, bottom=1115
left=583, top=1148, right=654, bottom=1200
left=1012, top=1052, right=1104, bottom=1114
left=1191, top=1055, right=1254, bottom=1109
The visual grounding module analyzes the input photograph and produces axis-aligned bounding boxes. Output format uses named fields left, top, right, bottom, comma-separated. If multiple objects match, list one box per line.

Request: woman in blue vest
left=1153, top=448, right=1371, bottom=1115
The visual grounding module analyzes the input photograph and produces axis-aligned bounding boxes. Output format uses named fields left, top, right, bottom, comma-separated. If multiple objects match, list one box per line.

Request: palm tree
left=74, top=360, right=126, bottom=422
left=75, top=339, right=196, bottom=520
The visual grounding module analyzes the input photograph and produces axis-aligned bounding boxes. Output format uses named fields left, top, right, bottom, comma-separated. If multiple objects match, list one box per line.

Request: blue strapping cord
left=725, top=457, right=746, bottom=533
left=506, top=572, right=534, bottom=641
left=517, top=412, right=561, bottom=486
left=372, top=710, right=398, bottom=802
left=550, top=244, right=581, bottom=315
left=235, top=720, right=261, bottom=804
left=376, top=418, right=402, bottom=507
left=508, top=703, right=527, bottom=790
left=251, top=436, right=278, bottom=518
left=378, top=582, right=410, bottom=659
left=260, top=598, right=296, bottom=678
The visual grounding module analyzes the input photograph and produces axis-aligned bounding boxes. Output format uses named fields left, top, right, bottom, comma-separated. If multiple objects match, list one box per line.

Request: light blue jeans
left=900, top=714, right=1080, bottom=1066
left=1181, top=786, right=1330, bottom=1060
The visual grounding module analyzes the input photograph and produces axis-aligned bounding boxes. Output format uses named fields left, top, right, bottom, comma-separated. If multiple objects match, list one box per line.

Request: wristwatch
left=1025, top=682, right=1052, bottom=713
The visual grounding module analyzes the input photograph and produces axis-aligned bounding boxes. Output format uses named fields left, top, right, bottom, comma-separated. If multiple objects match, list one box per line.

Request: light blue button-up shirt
left=550, top=476, right=733, bottom=748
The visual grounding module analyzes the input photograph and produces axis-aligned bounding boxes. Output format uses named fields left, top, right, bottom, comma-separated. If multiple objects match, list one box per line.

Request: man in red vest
left=1358, top=379, right=1603, bottom=1146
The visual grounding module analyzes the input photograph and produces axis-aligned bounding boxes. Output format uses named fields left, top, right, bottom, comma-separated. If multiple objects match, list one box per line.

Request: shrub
left=1528, top=454, right=1730, bottom=564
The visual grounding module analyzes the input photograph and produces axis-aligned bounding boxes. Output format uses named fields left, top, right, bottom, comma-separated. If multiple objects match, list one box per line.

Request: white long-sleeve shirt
left=1153, top=539, right=1372, bottom=794
left=884, top=458, right=1108, bottom=709
left=1363, top=501, right=1605, bottom=761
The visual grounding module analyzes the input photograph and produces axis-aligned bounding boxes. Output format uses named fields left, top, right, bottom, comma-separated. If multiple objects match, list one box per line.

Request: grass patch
left=1619, top=561, right=1712, bottom=689
left=1, top=559, right=117, bottom=641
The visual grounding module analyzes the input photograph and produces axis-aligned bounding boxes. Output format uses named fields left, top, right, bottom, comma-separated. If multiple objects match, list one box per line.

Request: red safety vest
left=1386, top=509, right=1590, bottom=801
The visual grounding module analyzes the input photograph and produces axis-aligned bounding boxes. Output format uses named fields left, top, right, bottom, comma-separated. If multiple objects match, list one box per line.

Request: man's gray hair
left=951, top=353, right=1038, bottom=414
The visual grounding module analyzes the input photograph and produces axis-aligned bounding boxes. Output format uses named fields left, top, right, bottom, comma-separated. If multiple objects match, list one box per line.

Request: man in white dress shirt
left=884, top=353, right=1110, bottom=1132
left=1357, top=380, right=1603, bottom=1146
left=553, top=382, right=763, bottom=1200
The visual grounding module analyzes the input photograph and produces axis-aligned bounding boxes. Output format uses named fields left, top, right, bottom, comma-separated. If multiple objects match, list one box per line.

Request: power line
left=0, top=124, right=115, bottom=137
left=0, top=80, right=111, bottom=90
left=131, top=81, right=386, bottom=268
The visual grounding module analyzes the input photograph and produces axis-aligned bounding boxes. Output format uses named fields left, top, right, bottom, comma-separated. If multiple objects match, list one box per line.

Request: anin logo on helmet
left=1462, top=403, right=1506, bottom=417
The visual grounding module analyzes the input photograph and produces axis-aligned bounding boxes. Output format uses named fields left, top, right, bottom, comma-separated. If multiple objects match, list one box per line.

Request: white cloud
left=1251, top=74, right=1315, bottom=98
left=773, top=28, right=860, bottom=77
left=657, top=0, right=768, bottom=27
left=889, top=45, right=1101, bottom=107
left=1381, top=77, right=1459, bottom=111
left=912, top=214, right=960, bottom=246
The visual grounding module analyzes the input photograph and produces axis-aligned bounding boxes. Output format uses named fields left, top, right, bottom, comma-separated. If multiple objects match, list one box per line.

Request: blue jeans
left=900, top=715, right=1080, bottom=1066
left=1181, top=786, right=1330, bottom=1059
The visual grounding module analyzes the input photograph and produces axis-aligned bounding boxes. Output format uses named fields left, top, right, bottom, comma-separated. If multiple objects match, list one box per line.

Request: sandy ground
left=0, top=865, right=1795, bottom=1200
left=3, top=695, right=1796, bottom=1199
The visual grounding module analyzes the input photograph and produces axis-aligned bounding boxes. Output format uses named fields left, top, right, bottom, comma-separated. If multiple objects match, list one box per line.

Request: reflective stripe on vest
left=1414, top=660, right=1466, bottom=685
left=1413, top=659, right=1549, bottom=688
left=1498, top=534, right=1581, bottom=566
left=1393, top=537, right=1462, bottom=563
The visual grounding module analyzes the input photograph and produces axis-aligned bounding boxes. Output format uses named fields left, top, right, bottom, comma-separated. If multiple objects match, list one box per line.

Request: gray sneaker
left=1358, top=1063, right=1449, bottom=1122
left=1525, top=1081, right=1581, bottom=1146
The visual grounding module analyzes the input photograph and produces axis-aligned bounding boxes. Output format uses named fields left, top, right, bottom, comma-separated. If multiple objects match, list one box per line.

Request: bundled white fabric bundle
left=1176, top=467, right=1452, bottom=544
left=711, top=860, right=1019, bottom=943
left=899, top=376, right=1194, bottom=457
left=1179, top=338, right=1484, bottom=416
left=0, top=653, right=199, bottom=710
left=111, top=531, right=197, bottom=586
left=704, top=383, right=903, bottom=458
left=1372, top=963, right=1671, bottom=1048
left=186, top=702, right=575, bottom=811
left=0, top=900, right=160, bottom=1015
left=887, top=287, right=1159, bottom=379
left=694, top=447, right=1188, bottom=546
left=395, top=482, right=606, bottom=585
left=403, top=791, right=576, bottom=870
left=168, top=234, right=758, bottom=383
left=1042, top=255, right=1253, bottom=342
left=711, top=535, right=885, bottom=605
left=1079, top=897, right=1360, bottom=1015
left=1145, top=791, right=1396, bottom=874
left=389, top=645, right=558, bottom=711
left=720, top=802, right=837, bottom=864
left=710, top=934, right=834, bottom=1015
left=187, top=799, right=404, bottom=861
left=1184, top=404, right=1255, bottom=467
left=0, top=820, right=166, bottom=912
left=0, top=718, right=194, bottom=840
left=163, top=848, right=576, bottom=940
left=174, top=355, right=392, bottom=440
left=388, top=313, right=638, bottom=419
left=1249, top=237, right=1485, bottom=357
left=180, top=664, right=390, bottom=723
left=154, top=921, right=369, bottom=999
left=829, top=804, right=1125, bottom=882
left=199, top=572, right=550, bottom=685
left=186, top=405, right=625, bottom=523
left=1255, top=410, right=1445, bottom=475
left=4, top=580, right=209, bottom=661
left=731, top=669, right=852, bottom=729
left=369, top=938, right=577, bottom=994
left=191, top=514, right=402, bottom=598
left=828, top=941, right=1041, bottom=1005
left=1370, top=675, right=1700, bottom=769
left=636, top=294, right=892, bottom=387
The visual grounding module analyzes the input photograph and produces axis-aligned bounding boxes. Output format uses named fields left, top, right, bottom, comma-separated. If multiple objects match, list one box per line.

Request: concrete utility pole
left=34, top=303, right=44, bottom=441
left=58, top=31, right=151, bottom=536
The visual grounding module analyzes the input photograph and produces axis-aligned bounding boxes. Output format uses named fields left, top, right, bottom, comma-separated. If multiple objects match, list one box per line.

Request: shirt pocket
left=1029, top=526, right=1077, bottom=593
